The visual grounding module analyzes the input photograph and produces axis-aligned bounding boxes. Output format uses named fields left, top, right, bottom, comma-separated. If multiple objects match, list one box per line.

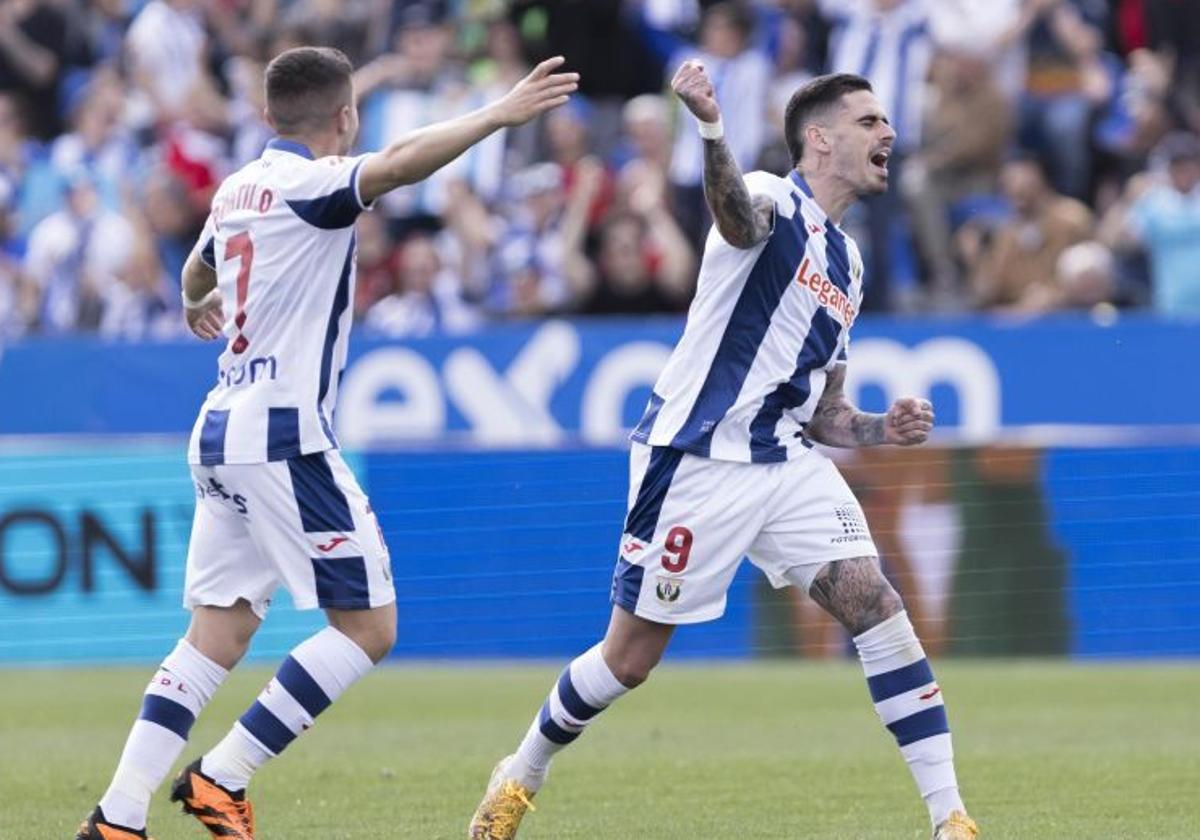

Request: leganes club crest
left=655, top=575, right=682, bottom=603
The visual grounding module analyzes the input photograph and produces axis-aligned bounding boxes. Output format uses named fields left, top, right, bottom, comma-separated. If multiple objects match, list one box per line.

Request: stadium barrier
left=1, top=315, right=1197, bottom=663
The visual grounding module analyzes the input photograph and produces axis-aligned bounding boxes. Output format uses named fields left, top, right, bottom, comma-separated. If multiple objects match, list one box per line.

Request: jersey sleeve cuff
left=198, top=236, right=216, bottom=269
left=351, top=159, right=374, bottom=211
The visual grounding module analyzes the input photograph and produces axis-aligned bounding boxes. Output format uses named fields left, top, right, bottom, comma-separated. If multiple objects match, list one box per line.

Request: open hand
left=884, top=397, right=934, bottom=446
left=185, top=290, right=225, bottom=341
left=671, top=59, right=720, bottom=123
left=495, top=56, right=579, bottom=128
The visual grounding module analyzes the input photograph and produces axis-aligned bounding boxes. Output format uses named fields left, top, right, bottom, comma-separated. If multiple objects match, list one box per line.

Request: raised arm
left=806, top=364, right=935, bottom=448
left=358, top=57, right=578, bottom=205
left=670, top=59, right=773, bottom=249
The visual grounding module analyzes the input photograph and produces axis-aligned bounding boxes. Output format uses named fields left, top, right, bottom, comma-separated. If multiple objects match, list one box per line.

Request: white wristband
left=182, top=288, right=217, bottom=311
left=697, top=116, right=724, bottom=140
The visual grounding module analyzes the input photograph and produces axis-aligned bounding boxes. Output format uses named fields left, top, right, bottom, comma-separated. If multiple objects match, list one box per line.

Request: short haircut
left=265, top=46, right=354, bottom=135
left=783, top=73, right=873, bottom=166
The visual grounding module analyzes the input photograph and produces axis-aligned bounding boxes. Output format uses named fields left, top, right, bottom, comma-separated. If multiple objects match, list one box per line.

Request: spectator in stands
left=0, top=89, right=61, bottom=238
left=819, top=0, right=935, bottom=311
left=138, top=167, right=204, bottom=296
left=469, top=15, right=538, bottom=173
left=23, top=171, right=137, bottom=333
left=125, top=0, right=227, bottom=131
left=0, top=0, right=76, bottom=139
left=759, top=12, right=814, bottom=175
left=569, top=160, right=695, bottom=315
left=364, top=231, right=481, bottom=338
left=546, top=97, right=614, bottom=228
left=279, top=0, right=375, bottom=68
left=354, top=211, right=400, bottom=320
left=1014, top=0, right=1111, bottom=201
left=48, top=68, right=137, bottom=214
left=666, top=2, right=771, bottom=247
left=902, top=47, right=1014, bottom=303
left=0, top=177, right=32, bottom=338
left=1052, top=240, right=1116, bottom=312
left=617, top=94, right=673, bottom=179
left=960, top=153, right=1094, bottom=308
left=356, top=6, right=504, bottom=223
left=489, top=162, right=578, bottom=317
left=1100, top=132, right=1200, bottom=318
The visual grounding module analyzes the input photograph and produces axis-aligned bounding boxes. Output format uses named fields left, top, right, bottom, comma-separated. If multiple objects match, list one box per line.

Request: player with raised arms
left=75, top=46, right=577, bottom=840
left=469, top=65, right=978, bottom=840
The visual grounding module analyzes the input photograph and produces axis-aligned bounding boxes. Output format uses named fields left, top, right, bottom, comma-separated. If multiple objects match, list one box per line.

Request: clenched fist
left=671, top=59, right=720, bottom=124
left=884, top=397, right=935, bottom=446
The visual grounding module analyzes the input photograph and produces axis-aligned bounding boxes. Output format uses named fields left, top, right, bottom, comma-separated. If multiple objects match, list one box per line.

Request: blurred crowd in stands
left=1, top=0, right=1199, bottom=340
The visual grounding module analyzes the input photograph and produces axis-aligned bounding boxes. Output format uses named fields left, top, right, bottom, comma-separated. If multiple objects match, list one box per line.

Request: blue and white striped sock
left=509, top=643, right=629, bottom=789
left=201, top=626, right=373, bottom=791
left=854, top=611, right=965, bottom=828
left=99, top=639, right=227, bottom=829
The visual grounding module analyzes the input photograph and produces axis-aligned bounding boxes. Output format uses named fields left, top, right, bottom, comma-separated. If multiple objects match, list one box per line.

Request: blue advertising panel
left=1, top=315, right=1198, bottom=442
left=0, top=445, right=323, bottom=664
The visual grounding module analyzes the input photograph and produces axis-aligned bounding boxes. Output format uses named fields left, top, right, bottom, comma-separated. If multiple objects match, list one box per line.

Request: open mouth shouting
left=870, top=147, right=891, bottom=177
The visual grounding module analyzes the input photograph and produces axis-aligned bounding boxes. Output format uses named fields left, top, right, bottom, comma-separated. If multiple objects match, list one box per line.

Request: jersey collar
left=788, top=169, right=835, bottom=228
left=264, top=138, right=315, bottom=160
left=788, top=169, right=814, bottom=198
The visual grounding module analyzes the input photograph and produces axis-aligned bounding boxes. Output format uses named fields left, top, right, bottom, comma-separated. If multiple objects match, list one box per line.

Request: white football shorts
left=184, top=449, right=395, bottom=618
left=611, top=442, right=878, bottom=624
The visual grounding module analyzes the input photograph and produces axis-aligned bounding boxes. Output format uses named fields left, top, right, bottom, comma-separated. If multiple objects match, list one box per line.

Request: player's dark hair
left=783, top=73, right=873, bottom=166
left=265, top=46, right=354, bottom=135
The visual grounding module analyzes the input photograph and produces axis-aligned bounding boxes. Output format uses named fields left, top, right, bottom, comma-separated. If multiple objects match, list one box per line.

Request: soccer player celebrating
left=75, top=47, right=576, bottom=840
left=469, top=65, right=978, bottom=840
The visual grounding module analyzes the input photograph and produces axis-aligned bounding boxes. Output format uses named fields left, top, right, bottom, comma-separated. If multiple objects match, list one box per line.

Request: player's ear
left=806, top=123, right=830, bottom=155
left=263, top=106, right=277, bottom=132
left=336, top=104, right=353, bottom=136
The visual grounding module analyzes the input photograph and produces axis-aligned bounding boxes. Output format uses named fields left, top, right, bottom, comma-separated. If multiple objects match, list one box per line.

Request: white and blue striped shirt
left=822, top=0, right=932, bottom=152
left=186, top=138, right=371, bottom=465
left=632, top=170, right=865, bottom=463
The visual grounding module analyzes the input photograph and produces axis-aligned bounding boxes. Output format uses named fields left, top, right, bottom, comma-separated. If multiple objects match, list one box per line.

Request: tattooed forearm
left=702, top=138, right=773, bottom=248
left=807, top=557, right=903, bottom=636
left=806, top=364, right=886, bottom=448
left=807, top=400, right=886, bottom=448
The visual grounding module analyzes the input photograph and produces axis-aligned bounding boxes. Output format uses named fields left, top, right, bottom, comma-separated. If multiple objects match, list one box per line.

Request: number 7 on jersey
left=224, top=231, right=254, bottom=354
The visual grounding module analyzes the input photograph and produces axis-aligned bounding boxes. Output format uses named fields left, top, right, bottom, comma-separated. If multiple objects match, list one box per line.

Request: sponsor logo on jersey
left=655, top=576, right=682, bottom=603
left=219, top=355, right=279, bottom=388
left=919, top=686, right=941, bottom=701
left=831, top=503, right=871, bottom=543
left=794, top=257, right=856, bottom=327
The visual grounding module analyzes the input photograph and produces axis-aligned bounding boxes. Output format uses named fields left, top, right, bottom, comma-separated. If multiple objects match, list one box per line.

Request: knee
left=602, top=647, right=659, bottom=689
left=329, top=607, right=397, bottom=664
left=352, top=619, right=396, bottom=664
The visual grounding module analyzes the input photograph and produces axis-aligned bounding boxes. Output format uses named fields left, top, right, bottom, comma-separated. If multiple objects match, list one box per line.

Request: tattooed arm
left=806, top=364, right=935, bottom=448
left=702, top=139, right=776, bottom=248
left=671, top=59, right=774, bottom=249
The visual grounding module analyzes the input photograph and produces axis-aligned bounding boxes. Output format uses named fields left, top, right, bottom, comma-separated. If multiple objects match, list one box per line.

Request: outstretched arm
left=358, top=57, right=578, bottom=205
left=806, top=364, right=934, bottom=448
left=671, top=59, right=773, bottom=249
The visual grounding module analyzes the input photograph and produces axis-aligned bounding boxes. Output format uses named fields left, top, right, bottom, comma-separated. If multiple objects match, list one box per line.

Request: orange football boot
left=74, top=807, right=152, bottom=840
left=169, top=759, right=255, bottom=839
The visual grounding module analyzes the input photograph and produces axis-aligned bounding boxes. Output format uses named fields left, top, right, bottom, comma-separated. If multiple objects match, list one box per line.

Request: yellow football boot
left=468, top=757, right=537, bottom=839
left=934, top=810, right=979, bottom=840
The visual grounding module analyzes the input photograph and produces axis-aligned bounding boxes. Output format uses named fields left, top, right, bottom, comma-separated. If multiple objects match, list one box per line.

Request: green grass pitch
left=4, top=661, right=1197, bottom=839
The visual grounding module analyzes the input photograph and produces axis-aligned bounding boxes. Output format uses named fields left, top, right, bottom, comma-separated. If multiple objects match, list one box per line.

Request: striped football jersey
left=631, top=170, right=865, bottom=463
left=186, top=138, right=371, bottom=465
